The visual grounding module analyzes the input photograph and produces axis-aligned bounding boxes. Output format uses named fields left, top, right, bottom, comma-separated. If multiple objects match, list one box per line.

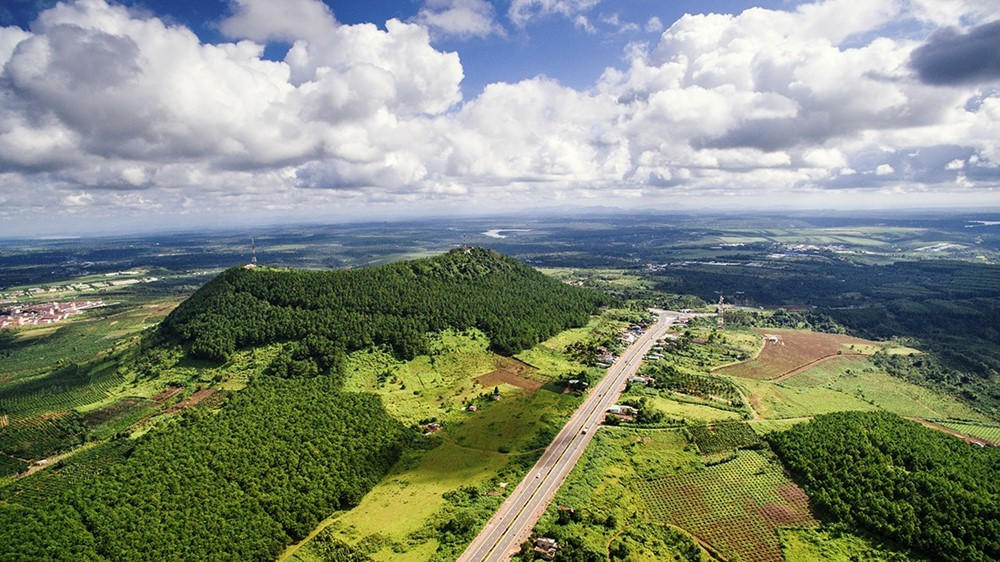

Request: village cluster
left=0, top=272, right=158, bottom=306
left=0, top=300, right=105, bottom=329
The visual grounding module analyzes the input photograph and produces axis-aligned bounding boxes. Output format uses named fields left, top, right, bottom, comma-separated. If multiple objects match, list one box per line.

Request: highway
left=458, top=309, right=683, bottom=562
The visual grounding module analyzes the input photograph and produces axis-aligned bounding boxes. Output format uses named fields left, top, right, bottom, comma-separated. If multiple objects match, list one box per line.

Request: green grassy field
left=643, top=395, right=744, bottom=423
left=733, top=377, right=878, bottom=419
left=287, top=318, right=604, bottom=562
left=780, top=528, right=925, bottom=562
left=343, top=330, right=498, bottom=426
left=778, top=356, right=989, bottom=421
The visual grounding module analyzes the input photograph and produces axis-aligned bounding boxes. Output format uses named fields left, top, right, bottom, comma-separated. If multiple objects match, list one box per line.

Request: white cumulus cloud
left=414, top=0, right=504, bottom=39
left=0, top=0, right=997, bottom=232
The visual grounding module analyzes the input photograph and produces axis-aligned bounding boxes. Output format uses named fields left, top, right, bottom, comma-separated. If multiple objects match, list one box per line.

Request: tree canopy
left=769, top=411, right=1000, bottom=562
left=162, top=248, right=608, bottom=361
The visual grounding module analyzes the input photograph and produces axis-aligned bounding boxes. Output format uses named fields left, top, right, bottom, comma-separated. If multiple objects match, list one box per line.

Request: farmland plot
left=638, top=450, right=819, bottom=562
left=715, top=329, right=881, bottom=381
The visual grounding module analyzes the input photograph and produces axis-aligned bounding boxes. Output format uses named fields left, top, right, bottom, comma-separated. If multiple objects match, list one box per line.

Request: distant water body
left=483, top=229, right=532, bottom=239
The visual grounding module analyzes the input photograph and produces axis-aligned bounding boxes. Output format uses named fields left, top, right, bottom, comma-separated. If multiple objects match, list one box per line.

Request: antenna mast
left=246, top=237, right=258, bottom=268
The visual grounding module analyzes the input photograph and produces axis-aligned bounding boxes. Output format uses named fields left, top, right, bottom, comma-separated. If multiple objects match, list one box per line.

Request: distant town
left=0, top=272, right=159, bottom=305
left=0, top=300, right=105, bottom=329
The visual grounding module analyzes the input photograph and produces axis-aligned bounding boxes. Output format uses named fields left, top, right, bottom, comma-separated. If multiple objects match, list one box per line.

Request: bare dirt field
left=715, top=328, right=880, bottom=381
left=474, top=356, right=543, bottom=393
left=164, top=388, right=216, bottom=414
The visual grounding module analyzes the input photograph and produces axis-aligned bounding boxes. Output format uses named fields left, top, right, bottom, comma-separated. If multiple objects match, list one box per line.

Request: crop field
left=0, top=452, right=27, bottom=478
left=638, top=450, right=819, bottom=562
left=0, top=361, right=130, bottom=421
left=715, top=329, right=882, bottom=381
left=687, top=422, right=760, bottom=455
left=0, top=439, right=132, bottom=506
left=523, top=428, right=705, bottom=560
left=934, top=420, right=1000, bottom=445
left=0, top=411, right=84, bottom=461
left=0, top=299, right=177, bottom=384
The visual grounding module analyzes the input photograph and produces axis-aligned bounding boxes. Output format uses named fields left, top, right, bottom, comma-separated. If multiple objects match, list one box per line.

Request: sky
left=0, top=0, right=998, bottom=236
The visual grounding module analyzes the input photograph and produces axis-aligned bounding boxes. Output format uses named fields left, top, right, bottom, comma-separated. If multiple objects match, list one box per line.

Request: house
left=629, top=375, right=654, bottom=385
left=466, top=404, right=478, bottom=412
left=423, top=423, right=442, bottom=433
left=608, top=405, right=637, bottom=416
left=534, top=538, right=559, bottom=560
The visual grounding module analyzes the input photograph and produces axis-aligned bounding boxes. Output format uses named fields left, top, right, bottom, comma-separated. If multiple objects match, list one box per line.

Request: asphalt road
left=457, top=309, right=683, bottom=562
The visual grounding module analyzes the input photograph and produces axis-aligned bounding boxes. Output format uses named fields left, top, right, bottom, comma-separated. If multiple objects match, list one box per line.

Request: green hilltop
left=161, top=247, right=608, bottom=362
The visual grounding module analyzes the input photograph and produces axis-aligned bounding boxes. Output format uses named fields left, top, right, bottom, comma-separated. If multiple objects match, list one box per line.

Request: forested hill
left=162, top=247, right=609, bottom=361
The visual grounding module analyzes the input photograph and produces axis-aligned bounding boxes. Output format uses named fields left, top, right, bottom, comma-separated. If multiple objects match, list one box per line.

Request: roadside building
left=533, top=538, right=559, bottom=560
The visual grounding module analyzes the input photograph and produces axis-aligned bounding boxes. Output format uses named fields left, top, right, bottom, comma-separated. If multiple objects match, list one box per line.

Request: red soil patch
left=758, top=503, right=806, bottom=526
left=475, top=357, right=543, bottom=393
left=777, top=482, right=810, bottom=504
left=164, top=389, right=216, bottom=414
left=150, top=385, right=183, bottom=404
left=715, top=328, right=879, bottom=381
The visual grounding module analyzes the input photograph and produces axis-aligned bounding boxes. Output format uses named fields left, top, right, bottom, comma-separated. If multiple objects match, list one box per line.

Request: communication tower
left=246, top=238, right=258, bottom=268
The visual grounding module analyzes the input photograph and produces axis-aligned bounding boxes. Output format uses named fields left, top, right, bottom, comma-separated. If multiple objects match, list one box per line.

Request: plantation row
left=687, top=422, right=760, bottom=455
left=0, top=412, right=85, bottom=461
left=0, top=439, right=135, bottom=506
left=644, top=363, right=744, bottom=408
left=638, top=450, right=816, bottom=562
left=0, top=453, right=27, bottom=478
left=0, top=362, right=128, bottom=421
left=935, top=420, right=1000, bottom=445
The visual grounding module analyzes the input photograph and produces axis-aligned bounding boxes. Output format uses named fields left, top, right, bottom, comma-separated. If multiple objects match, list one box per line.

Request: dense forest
left=162, top=247, right=608, bottom=361
left=654, top=260, right=1000, bottom=416
left=769, top=411, right=1000, bottom=562
left=1, top=377, right=406, bottom=560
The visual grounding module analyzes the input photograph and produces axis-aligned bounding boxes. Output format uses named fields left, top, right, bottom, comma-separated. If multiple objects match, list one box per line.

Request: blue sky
left=0, top=0, right=998, bottom=235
